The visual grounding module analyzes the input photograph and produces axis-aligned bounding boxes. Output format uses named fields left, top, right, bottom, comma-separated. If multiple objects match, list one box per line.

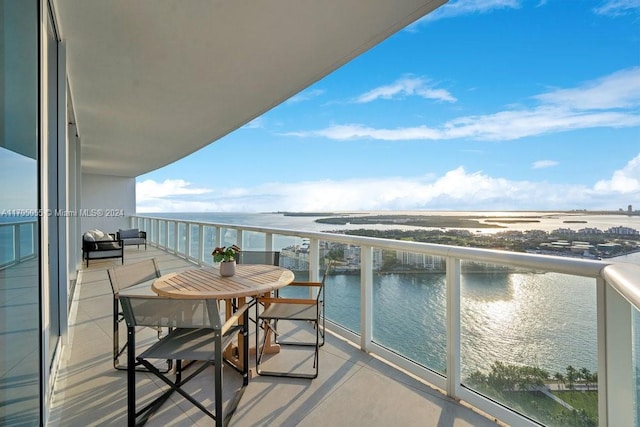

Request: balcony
left=47, top=245, right=496, bottom=426
left=45, top=215, right=640, bottom=426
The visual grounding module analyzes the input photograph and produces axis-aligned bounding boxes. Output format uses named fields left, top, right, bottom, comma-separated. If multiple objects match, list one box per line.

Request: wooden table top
left=151, top=264, right=295, bottom=299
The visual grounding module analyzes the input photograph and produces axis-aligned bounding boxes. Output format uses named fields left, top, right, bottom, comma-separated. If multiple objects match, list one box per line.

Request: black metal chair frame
left=107, top=259, right=171, bottom=373
left=236, top=250, right=281, bottom=325
left=120, top=295, right=250, bottom=427
left=255, top=261, right=331, bottom=379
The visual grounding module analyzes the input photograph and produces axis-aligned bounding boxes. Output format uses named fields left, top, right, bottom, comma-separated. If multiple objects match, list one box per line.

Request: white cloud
left=407, top=0, right=521, bottom=30
left=355, top=77, right=456, bottom=103
left=137, top=179, right=211, bottom=203
left=532, top=160, right=559, bottom=169
left=285, top=108, right=639, bottom=141
left=593, top=0, right=640, bottom=16
left=594, top=154, right=640, bottom=193
left=285, top=68, right=640, bottom=141
left=285, top=123, right=442, bottom=140
left=535, top=67, right=640, bottom=110
left=286, top=89, right=326, bottom=104
left=242, top=117, right=266, bottom=129
left=136, top=155, right=640, bottom=212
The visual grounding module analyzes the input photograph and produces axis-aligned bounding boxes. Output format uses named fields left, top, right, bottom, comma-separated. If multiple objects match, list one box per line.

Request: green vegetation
left=315, top=214, right=505, bottom=228
left=339, top=227, right=639, bottom=258
left=467, top=362, right=598, bottom=427
left=281, top=211, right=346, bottom=217
left=553, top=391, right=598, bottom=422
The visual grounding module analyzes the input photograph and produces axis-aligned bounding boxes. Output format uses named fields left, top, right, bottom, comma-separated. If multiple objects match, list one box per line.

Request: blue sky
left=137, top=0, right=640, bottom=213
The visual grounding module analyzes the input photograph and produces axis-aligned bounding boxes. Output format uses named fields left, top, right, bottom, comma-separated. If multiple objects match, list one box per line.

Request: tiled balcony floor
left=48, top=247, right=500, bottom=426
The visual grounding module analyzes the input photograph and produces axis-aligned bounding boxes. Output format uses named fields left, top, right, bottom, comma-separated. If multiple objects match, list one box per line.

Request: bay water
left=144, top=211, right=640, bottom=378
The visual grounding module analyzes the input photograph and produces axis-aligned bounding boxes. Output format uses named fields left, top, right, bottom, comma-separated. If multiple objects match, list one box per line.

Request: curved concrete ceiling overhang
left=52, top=0, right=447, bottom=177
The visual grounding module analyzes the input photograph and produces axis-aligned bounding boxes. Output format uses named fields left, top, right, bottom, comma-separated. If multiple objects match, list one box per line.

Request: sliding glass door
left=0, top=0, right=41, bottom=425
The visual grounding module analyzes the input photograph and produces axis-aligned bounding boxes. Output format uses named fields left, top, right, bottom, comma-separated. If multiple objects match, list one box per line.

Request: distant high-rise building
left=629, top=204, right=633, bottom=213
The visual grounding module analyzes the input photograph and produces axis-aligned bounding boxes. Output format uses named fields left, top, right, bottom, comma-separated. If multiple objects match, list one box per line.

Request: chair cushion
left=119, top=228, right=139, bottom=239
left=261, top=303, right=318, bottom=321
left=83, top=232, right=98, bottom=250
left=97, top=241, right=121, bottom=250
left=88, top=229, right=113, bottom=241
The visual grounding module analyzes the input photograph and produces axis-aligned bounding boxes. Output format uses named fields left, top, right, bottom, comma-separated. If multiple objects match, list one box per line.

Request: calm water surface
left=145, top=211, right=639, bottom=377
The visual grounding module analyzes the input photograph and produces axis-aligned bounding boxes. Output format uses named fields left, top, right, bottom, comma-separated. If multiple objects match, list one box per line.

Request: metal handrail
left=0, top=219, right=38, bottom=269
left=132, top=214, right=640, bottom=427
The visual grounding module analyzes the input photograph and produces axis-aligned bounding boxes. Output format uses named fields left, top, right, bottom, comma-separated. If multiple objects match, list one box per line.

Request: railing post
left=198, top=225, right=205, bottom=265
left=164, top=220, right=171, bottom=252
left=309, top=238, right=319, bottom=281
left=265, top=233, right=274, bottom=251
left=185, top=222, right=191, bottom=258
left=446, top=256, right=461, bottom=398
left=597, top=277, right=634, bottom=427
left=14, top=223, right=21, bottom=263
left=153, top=219, right=159, bottom=247
left=173, top=221, right=179, bottom=254
left=361, top=245, right=373, bottom=352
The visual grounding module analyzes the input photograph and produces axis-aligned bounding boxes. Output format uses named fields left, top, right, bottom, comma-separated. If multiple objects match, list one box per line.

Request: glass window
left=0, top=0, right=41, bottom=425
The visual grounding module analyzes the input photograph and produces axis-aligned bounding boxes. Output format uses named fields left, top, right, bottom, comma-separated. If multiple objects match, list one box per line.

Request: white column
left=446, top=257, right=461, bottom=398
left=598, top=277, right=634, bottom=427
left=309, top=238, right=319, bottom=281
left=361, top=245, right=373, bottom=352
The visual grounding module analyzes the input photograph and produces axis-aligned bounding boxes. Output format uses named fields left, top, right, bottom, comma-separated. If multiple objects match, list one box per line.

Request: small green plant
left=212, top=245, right=241, bottom=262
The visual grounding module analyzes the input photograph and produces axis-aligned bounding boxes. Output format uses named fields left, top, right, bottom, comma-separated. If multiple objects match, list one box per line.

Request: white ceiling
left=53, top=0, right=446, bottom=177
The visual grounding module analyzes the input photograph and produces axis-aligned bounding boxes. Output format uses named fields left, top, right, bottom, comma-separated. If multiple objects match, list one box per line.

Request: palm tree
left=566, top=365, right=578, bottom=390
left=553, top=372, right=565, bottom=390
left=580, top=367, right=591, bottom=390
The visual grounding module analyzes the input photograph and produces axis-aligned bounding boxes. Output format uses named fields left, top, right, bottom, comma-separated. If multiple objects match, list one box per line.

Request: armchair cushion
left=117, top=229, right=147, bottom=249
left=97, top=241, right=121, bottom=250
left=118, top=228, right=139, bottom=239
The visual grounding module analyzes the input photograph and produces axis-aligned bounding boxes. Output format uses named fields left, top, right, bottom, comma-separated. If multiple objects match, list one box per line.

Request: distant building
left=553, top=228, right=576, bottom=235
left=397, top=251, right=442, bottom=270
left=607, top=226, right=639, bottom=236
left=578, top=227, right=602, bottom=235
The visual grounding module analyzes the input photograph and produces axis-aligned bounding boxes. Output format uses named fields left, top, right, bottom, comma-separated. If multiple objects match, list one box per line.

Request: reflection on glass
left=167, top=221, right=175, bottom=249
left=320, top=242, right=362, bottom=333
left=461, top=266, right=598, bottom=426
left=1, top=1, right=40, bottom=423
left=370, top=250, right=446, bottom=373
left=242, top=231, right=266, bottom=250
left=159, top=220, right=166, bottom=247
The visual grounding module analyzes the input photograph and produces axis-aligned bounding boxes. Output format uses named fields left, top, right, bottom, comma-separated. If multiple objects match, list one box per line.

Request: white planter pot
left=219, top=260, right=236, bottom=277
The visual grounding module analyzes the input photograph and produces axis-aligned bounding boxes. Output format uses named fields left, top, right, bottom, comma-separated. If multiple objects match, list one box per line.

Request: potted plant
left=212, top=245, right=241, bottom=276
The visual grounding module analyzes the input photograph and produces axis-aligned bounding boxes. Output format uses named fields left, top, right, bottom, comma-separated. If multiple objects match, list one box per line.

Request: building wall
left=81, top=173, right=135, bottom=233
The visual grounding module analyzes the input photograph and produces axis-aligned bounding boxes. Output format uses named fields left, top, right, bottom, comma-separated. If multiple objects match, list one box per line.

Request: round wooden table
left=151, top=263, right=295, bottom=370
left=151, top=264, right=295, bottom=299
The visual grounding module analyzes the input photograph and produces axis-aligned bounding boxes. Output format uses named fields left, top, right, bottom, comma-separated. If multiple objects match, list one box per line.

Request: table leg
left=257, top=296, right=281, bottom=355
left=223, top=298, right=248, bottom=369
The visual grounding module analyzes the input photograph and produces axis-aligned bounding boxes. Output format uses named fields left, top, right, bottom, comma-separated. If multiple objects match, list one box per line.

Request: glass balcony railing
left=132, top=214, right=640, bottom=427
left=0, top=219, right=38, bottom=269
